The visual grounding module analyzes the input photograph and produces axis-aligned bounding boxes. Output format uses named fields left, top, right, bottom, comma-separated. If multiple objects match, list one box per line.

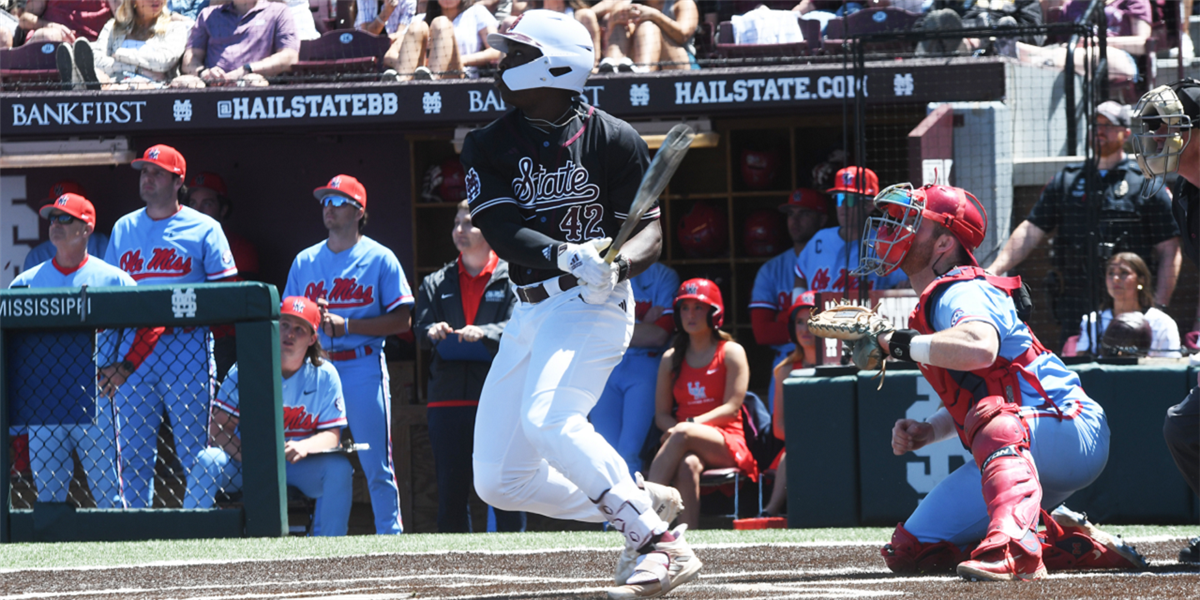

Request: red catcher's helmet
left=674, top=278, right=725, bottom=330
left=743, top=209, right=787, bottom=257
left=439, top=157, right=467, bottom=203
left=677, top=202, right=728, bottom=258
left=856, top=183, right=988, bottom=277
left=741, top=148, right=780, bottom=190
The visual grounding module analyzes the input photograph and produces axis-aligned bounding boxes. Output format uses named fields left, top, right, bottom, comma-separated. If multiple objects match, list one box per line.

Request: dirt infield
left=3, top=537, right=1197, bottom=599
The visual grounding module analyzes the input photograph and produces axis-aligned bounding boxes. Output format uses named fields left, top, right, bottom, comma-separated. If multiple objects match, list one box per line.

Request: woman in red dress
left=648, top=278, right=756, bottom=529
left=761, top=291, right=819, bottom=517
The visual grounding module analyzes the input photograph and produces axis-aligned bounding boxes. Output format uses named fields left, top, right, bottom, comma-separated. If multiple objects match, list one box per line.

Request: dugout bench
left=0, top=283, right=287, bottom=542
left=784, top=363, right=1200, bottom=528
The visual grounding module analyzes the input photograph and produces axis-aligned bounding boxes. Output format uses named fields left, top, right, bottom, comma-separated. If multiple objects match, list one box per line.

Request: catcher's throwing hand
left=891, top=418, right=935, bottom=455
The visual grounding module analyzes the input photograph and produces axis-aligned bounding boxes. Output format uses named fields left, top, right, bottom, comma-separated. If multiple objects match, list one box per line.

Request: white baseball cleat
left=614, top=474, right=684, bottom=585
left=608, top=525, right=702, bottom=599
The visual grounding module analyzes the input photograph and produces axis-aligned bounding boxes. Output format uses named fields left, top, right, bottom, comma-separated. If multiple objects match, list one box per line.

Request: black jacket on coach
left=414, top=256, right=516, bottom=402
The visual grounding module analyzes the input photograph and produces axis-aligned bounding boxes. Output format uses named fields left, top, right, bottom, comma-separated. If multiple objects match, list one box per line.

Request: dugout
left=2, top=55, right=1179, bottom=534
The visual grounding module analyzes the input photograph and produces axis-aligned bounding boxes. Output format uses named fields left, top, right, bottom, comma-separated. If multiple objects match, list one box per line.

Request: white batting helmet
left=487, top=9, right=594, bottom=94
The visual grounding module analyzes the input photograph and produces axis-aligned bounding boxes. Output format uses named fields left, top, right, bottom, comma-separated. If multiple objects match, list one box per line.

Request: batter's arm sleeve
left=472, top=204, right=563, bottom=270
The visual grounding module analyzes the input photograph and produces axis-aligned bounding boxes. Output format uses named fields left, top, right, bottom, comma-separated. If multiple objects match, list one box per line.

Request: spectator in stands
left=914, top=0, right=1043, bottom=56
left=84, top=0, right=192, bottom=89
left=750, top=188, right=828, bottom=409
left=23, top=181, right=109, bottom=272
left=509, top=1, right=601, bottom=67
left=20, top=0, right=113, bottom=44
left=385, top=0, right=500, bottom=80
left=415, top=200, right=526, bottom=533
left=9, top=193, right=134, bottom=509
left=356, top=0, right=416, bottom=38
left=648, top=278, right=757, bottom=530
left=1, top=24, right=13, bottom=49
left=760, top=291, right=817, bottom=518
left=1072, top=252, right=1181, bottom=357
left=1001, top=0, right=1150, bottom=84
left=167, top=0, right=209, bottom=21
left=597, top=0, right=697, bottom=72
left=988, top=101, right=1180, bottom=347
left=172, top=0, right=299, bottom=88
left=185, top=296, right=354, bottom=537
left=590, top=262, right=679, bottom=479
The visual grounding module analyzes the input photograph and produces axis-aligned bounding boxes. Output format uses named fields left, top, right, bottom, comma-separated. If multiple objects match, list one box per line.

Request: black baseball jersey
left=1171, top=176, right=1200, bottom=266
left=461, top=100, right=654, bottom=286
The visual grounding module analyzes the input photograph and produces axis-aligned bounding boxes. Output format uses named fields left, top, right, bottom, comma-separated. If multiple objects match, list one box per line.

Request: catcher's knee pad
left=968, top=409, right=1028, bottom=467
left=595, top=478, right=667, bottom=549
left=881, top=523, right=969, bottom=574
left=963, top=396, right=1023, bottom=452
left=975, top=443, right=1042, bottom=557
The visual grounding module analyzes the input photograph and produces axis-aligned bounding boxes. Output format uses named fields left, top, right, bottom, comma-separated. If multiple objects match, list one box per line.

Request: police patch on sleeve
left=465, top=168, right=481, bottom=203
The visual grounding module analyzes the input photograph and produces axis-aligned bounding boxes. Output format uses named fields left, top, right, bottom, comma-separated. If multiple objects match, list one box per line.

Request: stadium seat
left=292, top=29, right=391, bottom=81
left=714, top=20, right=810, bottom=61
left=822, top=7, right=922, bottom=54
left=0, top=41, right=63, bottom=92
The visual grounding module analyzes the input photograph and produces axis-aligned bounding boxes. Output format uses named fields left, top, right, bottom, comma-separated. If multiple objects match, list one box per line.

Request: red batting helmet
left=787, top=291, right=817, bottom=347
left=741, top=148, right=780, bottom=190
left=856, top=183, right=988, bottom=277
left=827, top=166, right=879, bottom=196
left=674, top=278, right=725, bottom=330
left=743, top=209, right=788, bottom=257
left=439, top=157, right=467, bottom=203
left=677, top=202, right=728, bottom=258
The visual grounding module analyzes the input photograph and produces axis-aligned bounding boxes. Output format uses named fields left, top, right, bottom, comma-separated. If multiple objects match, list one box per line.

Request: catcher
left=810, top=183, right=1143, bottom=581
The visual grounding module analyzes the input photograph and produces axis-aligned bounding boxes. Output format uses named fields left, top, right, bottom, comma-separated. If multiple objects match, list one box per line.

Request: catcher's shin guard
left=969, top=412, right=1043, bottom=565
left=881, top=523, right=970, bottom=573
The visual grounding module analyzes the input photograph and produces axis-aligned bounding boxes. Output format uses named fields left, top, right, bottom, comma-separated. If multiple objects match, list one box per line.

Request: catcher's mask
left=1132, top=80, right=1199, bottom=196
left=673, top=278, right=724, bottom=331
left=856, top=183, right=987, bottom=277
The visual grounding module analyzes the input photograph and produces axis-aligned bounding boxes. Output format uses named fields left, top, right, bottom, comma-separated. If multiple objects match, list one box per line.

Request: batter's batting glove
left=579, top=268, right=618, bottom=305
left=557, top=238, right=613, bottom=287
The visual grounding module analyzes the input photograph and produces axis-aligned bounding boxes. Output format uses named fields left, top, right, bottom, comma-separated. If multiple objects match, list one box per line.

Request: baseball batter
left=590, top=261, right=679, bottom=479
left=750, top=188, right=828, bottom=409
left=22, top=181, right=109, bottom=271
left=794, top=167, right=907, bottom=295
left=462, top=10, right=699, bottom=599
left=185, top=296, right=353, bottom=536
left=283, top=174, right=412, bottom=535
left=102, top=144, right=238, bottom=508
left=10, top=193, right=133, bottom=508
left=855, top=184, right=1127, bottom=580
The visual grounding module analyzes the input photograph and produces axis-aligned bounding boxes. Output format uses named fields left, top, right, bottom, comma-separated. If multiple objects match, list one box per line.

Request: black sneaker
left=73, top=38, right=100, bottom=90
left=55, top=43, right=74, bottom=88
left=1181, top=537, right=1200, bottom=563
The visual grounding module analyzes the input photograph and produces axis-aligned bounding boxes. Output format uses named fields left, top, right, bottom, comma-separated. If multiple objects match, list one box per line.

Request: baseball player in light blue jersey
left=750, top=188, right=829, bottom=410
left=23, top=181, right=109, bottom=271
left=589, top=262, right=679, bottom=479
left=10, top=193, right=133, bottom=508
left=185, top=296, right=353, bottom=536
left=284, top=174, right=412, bottom=535
left=794, top=167, right=908, bottom=295
left=100, top=144, right=238, bottom=508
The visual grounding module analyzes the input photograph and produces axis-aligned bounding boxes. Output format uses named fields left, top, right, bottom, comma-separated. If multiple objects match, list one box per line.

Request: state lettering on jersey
left=283, top=405, right=318, bottom=435
left=512, top=157, right=599, bottom=212
left=119, top=248, right=193, bottom=281
left=304, top=278, right=375, bottom=309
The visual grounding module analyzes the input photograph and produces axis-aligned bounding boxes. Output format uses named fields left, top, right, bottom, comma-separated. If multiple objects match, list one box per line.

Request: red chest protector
left=909, top=266, right=1059, bottom=446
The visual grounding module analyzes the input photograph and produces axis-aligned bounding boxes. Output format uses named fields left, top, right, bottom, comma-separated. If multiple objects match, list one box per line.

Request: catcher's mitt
left=808, top=302, right=895, bottom=371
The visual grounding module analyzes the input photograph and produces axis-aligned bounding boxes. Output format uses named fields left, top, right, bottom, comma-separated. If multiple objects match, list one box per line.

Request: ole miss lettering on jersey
left=283, top=404, right=346, bottom=438
left=119, top=248, right=194, bottom=281
left=106, top=206, right=238, bottom=284
left=304, top=277, right=375, bottom=309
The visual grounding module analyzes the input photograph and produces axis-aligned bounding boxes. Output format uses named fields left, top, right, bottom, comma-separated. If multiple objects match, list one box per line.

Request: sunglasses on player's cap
left=320, top=195, right=362, bottom=210
left=313, top=174, right=368, bottom=208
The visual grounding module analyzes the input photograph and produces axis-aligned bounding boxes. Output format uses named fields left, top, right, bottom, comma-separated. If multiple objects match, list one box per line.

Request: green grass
left=1, top=526, right=1196, bottom=571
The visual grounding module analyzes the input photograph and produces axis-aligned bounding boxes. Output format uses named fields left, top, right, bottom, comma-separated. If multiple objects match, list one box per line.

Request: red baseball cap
left=189, top=172, right=228, bottom=197
left=281, top=296, right=321, bottom=333
left=826, top=166, right=879, bottom=196
left=39, top=193, right=96, bottom=227
left=43, top=180, right=87, bottom=202
left=779, top=188, right=829, bottom=213
left=132, top=144, right=187, bottom=178
left=790, top=290, right=817, bottom=311
left=313, top=174, right=367, bottom=208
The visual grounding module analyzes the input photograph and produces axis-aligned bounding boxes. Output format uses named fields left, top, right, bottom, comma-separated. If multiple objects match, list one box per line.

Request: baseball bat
left=309, top=442, right=371, bottom=455
left=604, top=123, right=696, bottom=263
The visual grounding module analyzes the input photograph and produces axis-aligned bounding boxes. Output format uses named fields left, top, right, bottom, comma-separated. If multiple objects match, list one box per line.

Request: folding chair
left=0, top=41, right=63, bottom=92
left=697, top=391, right=771, bottom=519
